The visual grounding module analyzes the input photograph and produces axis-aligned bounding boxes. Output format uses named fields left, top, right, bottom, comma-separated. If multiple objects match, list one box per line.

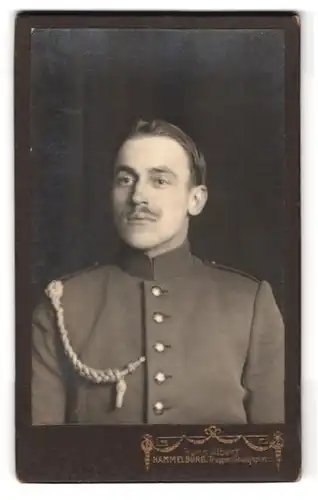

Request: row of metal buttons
left=152, top=285, right=167, bottom=415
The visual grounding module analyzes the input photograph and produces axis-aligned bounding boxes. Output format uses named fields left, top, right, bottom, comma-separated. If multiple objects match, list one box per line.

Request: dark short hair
left=122, top=119, right=207, bottom=186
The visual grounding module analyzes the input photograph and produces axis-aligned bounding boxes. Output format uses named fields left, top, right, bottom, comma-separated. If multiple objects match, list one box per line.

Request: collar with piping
left=116, top=240, right=195, bottom=281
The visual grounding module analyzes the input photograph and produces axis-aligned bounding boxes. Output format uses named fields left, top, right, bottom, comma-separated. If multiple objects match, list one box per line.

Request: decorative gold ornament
left=141, top=426, right=284, bottom=471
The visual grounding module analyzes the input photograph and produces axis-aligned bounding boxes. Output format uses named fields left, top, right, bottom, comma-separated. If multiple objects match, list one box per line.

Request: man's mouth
left=126, top=213, right=157, bottom=223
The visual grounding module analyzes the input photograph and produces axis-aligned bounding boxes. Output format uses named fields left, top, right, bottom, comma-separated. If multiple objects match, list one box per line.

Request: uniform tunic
left=32, top=242, right=284, bottom=425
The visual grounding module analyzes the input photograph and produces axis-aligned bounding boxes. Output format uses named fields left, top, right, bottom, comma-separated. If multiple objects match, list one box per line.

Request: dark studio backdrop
left=30, top=28, right=285, bottom=313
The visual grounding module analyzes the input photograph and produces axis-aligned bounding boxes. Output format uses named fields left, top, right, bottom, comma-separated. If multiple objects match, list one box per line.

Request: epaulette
left=205, top=260, right=260, bottom=283
left=55, top=262, right=100, bottom=283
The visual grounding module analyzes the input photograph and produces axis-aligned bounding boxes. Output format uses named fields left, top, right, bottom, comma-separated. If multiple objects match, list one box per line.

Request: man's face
left=112, top=135, right=207, bottom=254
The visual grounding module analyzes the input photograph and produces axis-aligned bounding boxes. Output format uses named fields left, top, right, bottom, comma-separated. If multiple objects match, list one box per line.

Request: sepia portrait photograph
left=15, top=12, right=300, bottom=482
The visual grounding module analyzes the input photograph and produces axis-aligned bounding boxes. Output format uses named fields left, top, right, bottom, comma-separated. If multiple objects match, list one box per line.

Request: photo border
left=15, top=11, right=300, bottom=482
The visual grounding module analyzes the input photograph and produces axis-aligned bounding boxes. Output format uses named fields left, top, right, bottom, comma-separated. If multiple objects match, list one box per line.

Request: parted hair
left=124, top=119, right=207, bottom=186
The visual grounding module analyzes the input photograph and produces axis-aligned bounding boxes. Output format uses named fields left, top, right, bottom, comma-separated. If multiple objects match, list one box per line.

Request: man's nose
left=131, top=180, right=148, bottom=205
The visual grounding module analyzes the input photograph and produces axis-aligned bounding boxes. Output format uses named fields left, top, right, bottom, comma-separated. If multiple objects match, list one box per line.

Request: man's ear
left=188, top=185, right=208, bottom=216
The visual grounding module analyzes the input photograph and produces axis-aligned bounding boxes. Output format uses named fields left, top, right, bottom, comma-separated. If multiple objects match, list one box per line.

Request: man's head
left=112, top=119, right=208, bottom=257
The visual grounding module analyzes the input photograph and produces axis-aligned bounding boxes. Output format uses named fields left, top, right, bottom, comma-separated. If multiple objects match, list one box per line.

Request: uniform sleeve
left=243, top=281, right=285, bottom=423
left=32, top=297, right=66, bottom=425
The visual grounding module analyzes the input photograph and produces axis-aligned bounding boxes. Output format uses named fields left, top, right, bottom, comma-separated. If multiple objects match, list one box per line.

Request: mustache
left=124, top=205, right=160, bottom=220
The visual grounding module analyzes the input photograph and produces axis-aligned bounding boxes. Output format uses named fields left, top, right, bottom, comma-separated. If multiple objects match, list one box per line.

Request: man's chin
left=120, top=231, right=163, bottom=252
left=123, top=237, right=159, bottom=251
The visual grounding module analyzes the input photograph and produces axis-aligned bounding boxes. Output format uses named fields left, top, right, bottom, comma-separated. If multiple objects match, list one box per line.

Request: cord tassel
left=116, top=377, right=127, bottom=408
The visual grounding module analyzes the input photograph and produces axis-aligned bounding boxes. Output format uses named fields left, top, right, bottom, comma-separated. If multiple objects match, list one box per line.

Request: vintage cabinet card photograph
left=15, top=12, right=300, bottom=482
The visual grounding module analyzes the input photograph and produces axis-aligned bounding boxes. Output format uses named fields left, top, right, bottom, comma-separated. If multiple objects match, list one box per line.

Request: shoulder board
left=56, top=262, right=100, bottom=282
left=205, top=260, right=260, bottom=283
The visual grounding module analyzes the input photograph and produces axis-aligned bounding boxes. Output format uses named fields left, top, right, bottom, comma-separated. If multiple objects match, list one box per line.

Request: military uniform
left=32, top=241, right=284, bottom=425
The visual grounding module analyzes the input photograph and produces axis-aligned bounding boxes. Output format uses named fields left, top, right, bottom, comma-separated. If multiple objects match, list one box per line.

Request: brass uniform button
left=154, top=372, right=166, bottom=384
left=151, top=286, right=162, bottom=297
left=154, top=342, right=165, bottom=353
left=153, top=401, right=164, bottom=415
left=153, top=312, right=164, bottom=324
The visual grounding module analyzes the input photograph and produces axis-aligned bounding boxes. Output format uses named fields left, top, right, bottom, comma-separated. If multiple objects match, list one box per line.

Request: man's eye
left=152, top=177, right=170, bottom=187
left=116, top=175, right=134, bottom=186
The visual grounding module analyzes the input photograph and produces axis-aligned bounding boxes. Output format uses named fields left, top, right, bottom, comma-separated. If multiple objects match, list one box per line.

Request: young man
left=32, top=119, right=284, bottom=425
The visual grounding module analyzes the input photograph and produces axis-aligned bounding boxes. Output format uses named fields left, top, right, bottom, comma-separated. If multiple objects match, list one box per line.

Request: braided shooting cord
left=45, top=280, right=146, bottom=408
